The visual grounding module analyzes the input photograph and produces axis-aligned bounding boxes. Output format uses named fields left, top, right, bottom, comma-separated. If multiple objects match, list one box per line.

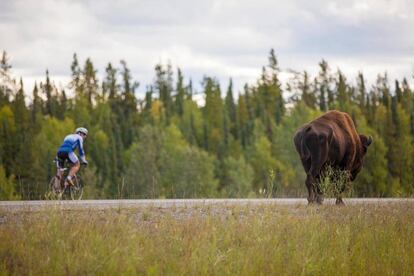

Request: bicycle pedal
left=66, top=178, right=75, bottom=186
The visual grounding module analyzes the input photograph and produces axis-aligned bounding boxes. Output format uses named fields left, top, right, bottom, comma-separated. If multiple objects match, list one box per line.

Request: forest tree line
left=0, top=49, right=413, bottom=199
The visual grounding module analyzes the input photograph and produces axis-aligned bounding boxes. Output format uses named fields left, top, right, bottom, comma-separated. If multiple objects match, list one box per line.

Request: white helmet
left=76, top=127, right=88, bottom=136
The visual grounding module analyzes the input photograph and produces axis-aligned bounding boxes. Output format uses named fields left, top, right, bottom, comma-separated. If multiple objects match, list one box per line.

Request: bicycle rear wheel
left=69, top=176, right=83, bottom=200
left=48, top=176, right=63, bottom=200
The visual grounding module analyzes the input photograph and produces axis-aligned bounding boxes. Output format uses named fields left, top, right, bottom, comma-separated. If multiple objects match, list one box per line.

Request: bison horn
left=367, top=136, right=373, bottom=146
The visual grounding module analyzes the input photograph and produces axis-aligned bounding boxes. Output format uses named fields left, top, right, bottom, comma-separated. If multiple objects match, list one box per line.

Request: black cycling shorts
left=57, top=151, right=79, bottom=168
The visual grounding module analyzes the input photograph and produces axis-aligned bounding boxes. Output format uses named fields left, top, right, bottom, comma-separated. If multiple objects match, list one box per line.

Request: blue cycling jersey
left=58, top=134, right=85, bottom=157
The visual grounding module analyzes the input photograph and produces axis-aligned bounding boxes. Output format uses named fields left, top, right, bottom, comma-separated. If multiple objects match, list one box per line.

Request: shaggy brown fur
left=294, top=110, right=372, bottom=204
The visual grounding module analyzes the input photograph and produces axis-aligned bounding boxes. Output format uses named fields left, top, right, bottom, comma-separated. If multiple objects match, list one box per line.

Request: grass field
left=1, top=202, right=413, bottom=275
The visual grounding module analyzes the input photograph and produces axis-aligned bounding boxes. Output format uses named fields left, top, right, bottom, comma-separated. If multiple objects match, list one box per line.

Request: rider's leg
left=65, top=152, right=80, bottom=186
left=68, top=161, right=80, bottom=178
left=65, top=162, right=79, bottom=187
left=55, top=165, right=64, bottom=191
left=57, top=167, right=63, bottom=179
left=56, top=152, right=66, bottom=179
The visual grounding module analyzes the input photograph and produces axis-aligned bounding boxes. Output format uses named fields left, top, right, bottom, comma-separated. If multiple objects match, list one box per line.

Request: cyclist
left=56, top=127, right=88, bottom=188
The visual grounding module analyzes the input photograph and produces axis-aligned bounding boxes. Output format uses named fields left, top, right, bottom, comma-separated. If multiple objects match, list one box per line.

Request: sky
left=1, top=0, right=414, bottom=99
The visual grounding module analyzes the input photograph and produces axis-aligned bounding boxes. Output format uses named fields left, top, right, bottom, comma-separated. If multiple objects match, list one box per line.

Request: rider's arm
left=77, top=137, right=87, bottom=163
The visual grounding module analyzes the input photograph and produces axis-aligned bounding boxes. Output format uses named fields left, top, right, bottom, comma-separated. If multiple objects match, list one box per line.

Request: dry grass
left=0, top=202, right=413, bottom=275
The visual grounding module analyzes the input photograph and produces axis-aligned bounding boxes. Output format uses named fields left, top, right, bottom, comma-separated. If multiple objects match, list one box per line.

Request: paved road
left=1, top=198, right=413, bottom=212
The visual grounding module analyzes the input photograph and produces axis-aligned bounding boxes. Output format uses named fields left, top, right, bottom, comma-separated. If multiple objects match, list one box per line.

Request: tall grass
left=1, top=203, right=413, bottom=275
left=318, top=165, right=353, bottom=199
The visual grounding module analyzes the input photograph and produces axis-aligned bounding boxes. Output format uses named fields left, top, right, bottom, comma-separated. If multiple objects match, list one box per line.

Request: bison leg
left=306, top=175, right=317, bottom=204
left=306, top=132, right=329, bottom=205
left=335, top=181, right=349, bottom=205
left=335, top=197, right=345, bottom=205
left=316, top=193, right=324, bottom=204
left=313, top=175, right=324, bottom=204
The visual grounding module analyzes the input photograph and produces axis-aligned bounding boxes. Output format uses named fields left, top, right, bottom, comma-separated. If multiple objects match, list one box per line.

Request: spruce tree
left=237, top=93, right=249, bottom=148
left=175, top=68, right=185, bottom=117
left=377, top=73, right=391, bottom=108
left=119, top=60, right=138, bottom=147
left=42, top=70, right=58, bottom=117
left=30, top=83, right=42, bottom=126
left=267, top=49, right=284, bottom=124
left=0, top=51, right=12, bottom=107
left=154, top=63, right=173, bottom=124
left=225, top=78, right=237, bottom=138
left=318, top=60, right=331, bottom=111
left=389, top=97, right=414, bottom=194
left=103, top=62, right=119, bottom=101
left=356, top=72, right=366, bottom=113
left=202, top=76, right=223, bottom=154
left=70, top=53, right=81, bottom=89
left=0, top=105, right=16, bottom=176
left=400, top=78, right=414, bottom=137
left=83, top=58, right=99, bottom=108
left=336, top=70, right=348, bottom=111
left=11, top=78, right=32, bottom=185
left=300, top=71, right=316, bottom=109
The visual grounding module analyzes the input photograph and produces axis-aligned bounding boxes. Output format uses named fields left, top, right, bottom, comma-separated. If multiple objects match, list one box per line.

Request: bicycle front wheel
left=70, top=176, right=83, bottom=200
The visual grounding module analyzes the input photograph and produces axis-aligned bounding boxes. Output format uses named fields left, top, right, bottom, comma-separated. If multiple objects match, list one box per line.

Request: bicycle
left=47, top=158, right=84, bottom=200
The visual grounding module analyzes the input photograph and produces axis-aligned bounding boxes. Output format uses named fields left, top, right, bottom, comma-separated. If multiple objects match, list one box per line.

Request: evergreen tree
left=103, top=62, right=119, bottom=101
left=83, top=58, right=99, bottom=108
left=300, top=71, right=316, bottom=109
left=41, top=70, right=59, bottom=117
left=336, top=70, right=349, bottom=111
left=154, top=63, right=174, bottom=123
left=267, top=49, right=284, bottom=124
left=175, top=68, right=185, bottom=117
left=225, top=78, right=237, bottom=138
left=203, top=76, right=224, bottom=155
left=395, top=80, right=403, bottom=103
left=388, top=97, right=414, bottom=194
left=0, top=105, right=16, bottom=176
left=179, top=98, right=202, bottom=147
left=356, top=72, right=367, bottom=113
left=237, top=93, right=249, bottom=148
left=11, top=78, right=31, bottom=179
left=400, top=78, right=414, bottom=137
left=401, top=78, right=413, bottom=111
left=353, top=120, right=388, bottom=197
left=58, top=89, right=68, bottom=119
left=0, top=51, right=13, bottom=107
left=0, top=51, right=12, bottom=72
left=318, top=60, right=331, bottom=111
left=376, top=73, right=391, bottom=108
left=142, top=86, right=154, bottom=124
left=119, top=60, right=139, bottom=148
left=30, top=82, right=43, bottom=127
left=187, top=79, right=193, bottom=100
left=70, top=53, right=81, bottom=90
left=254, top=50, right=284, bottom=129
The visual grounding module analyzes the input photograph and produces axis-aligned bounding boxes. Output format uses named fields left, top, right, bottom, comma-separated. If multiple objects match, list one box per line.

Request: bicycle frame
left=49, top=158, right=84, bottom=200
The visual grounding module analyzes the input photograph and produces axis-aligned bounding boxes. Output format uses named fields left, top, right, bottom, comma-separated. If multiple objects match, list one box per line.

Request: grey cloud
left=1, top=0, right=414, bottom=95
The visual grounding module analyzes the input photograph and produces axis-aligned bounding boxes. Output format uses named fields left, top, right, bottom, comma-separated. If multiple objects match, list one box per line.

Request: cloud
left=1, top=0, right=413, bottom=98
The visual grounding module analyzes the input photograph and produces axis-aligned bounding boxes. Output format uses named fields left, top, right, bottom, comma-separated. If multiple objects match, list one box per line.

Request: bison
left=293, top=110, right=372, bottom=204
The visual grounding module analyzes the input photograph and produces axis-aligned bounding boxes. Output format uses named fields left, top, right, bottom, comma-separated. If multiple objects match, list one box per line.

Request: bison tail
left=301, top=138, right=311, bottom=160
left=305, top=131, right=329, bottom=178
left=294, top=128, right=311, bottom=160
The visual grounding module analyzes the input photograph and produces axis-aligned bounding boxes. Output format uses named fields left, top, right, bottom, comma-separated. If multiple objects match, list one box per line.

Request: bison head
left=350, top=135, right=372, bottom=181
left=359, top=135, right=373, bottom=156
